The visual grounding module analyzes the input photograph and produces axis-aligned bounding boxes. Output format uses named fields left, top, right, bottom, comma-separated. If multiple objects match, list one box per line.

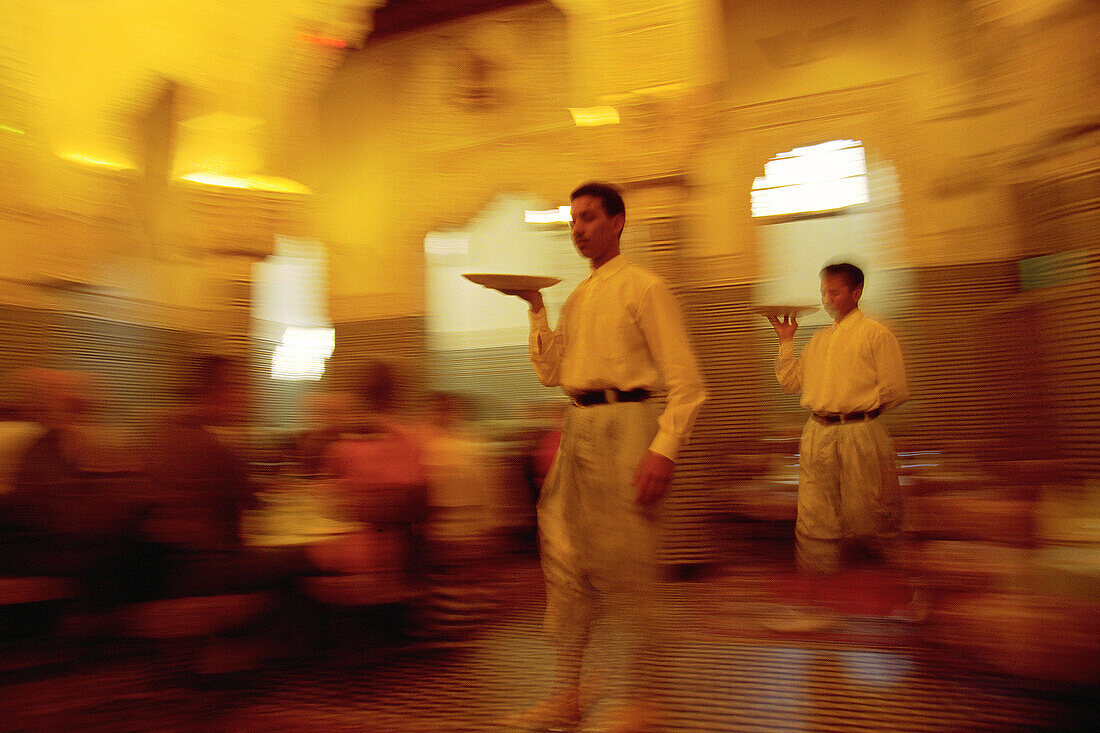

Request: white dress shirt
left=776, top=308, right=908, bottom=414
left=528, top=255, right=706, bottom=460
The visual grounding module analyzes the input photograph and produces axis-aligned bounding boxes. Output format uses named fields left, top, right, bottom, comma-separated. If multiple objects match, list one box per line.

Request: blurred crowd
left=0, top=358, right=1096, bottom=688
left=0, top=358, right=556, bottom=669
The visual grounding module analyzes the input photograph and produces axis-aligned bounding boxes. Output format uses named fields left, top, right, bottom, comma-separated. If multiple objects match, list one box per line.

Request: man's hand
left=767, top=314, right=798, bottom=342
left=632, top=451, right=674, bottom=507
left=499, top=288, right=544, bottom=312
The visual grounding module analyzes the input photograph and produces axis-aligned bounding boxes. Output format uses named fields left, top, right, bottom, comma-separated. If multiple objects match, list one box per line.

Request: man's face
left=820, top=273, right=861, bottom=321
left=570, top=194, right=623, bottom=267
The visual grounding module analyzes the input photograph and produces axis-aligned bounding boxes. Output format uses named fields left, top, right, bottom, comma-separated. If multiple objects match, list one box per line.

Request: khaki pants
left=796, top=416, right=903, bottom=575
left=538, top=400, right=661, bottom=697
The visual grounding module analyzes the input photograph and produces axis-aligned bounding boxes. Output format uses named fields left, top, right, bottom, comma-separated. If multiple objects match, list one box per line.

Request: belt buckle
left=604, top=389, right=617, bottom=404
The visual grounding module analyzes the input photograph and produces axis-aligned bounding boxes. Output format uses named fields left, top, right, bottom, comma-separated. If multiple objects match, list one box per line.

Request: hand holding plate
left=767, top=313, right=798, bottom=341
left=751, top=305, right=817, bottom=341
left=499, top=288, right=544, bottom=312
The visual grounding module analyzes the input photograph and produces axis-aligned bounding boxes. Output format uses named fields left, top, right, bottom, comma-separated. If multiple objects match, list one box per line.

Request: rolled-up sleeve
left=873, top=330, right=908, bottom=410
left=775, top=339, right=803, bottom=394
left=637, top=283, right=706, bottom=461
left=528, top=306, right=563, bottom=388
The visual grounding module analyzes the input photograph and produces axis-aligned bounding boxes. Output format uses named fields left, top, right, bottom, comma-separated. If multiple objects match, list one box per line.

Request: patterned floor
left=0, top=557, right=1091, bottom=732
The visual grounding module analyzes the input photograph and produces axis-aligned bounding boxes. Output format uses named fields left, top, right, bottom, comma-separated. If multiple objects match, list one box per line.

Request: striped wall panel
left=427, top=345, right=562, bottom=420
left=661, top=283, right=770, bottom=565
left=326, top=315, right=428, bottom=412
left=0, top=304, right=196, bottom=435
left=1026, top=259, right=1100, bottom=478
left=0, top=304, right=51, bottom=407
left=51, top=312, right=198, bottom=434
left=1018, top=154, right=1099, bottom=479
left=888, top=262, right=1034, bottom=452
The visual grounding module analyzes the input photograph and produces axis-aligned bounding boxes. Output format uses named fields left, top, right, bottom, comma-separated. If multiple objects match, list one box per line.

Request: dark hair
left=428, top=390, right=470, bottom=421
left=820, top=262, right=865, bottom=289
left=359, top=361, right=399, bottom=413
left=570, top=182, right=625, bottom=218
left=187, top=354, right=242, bottom=399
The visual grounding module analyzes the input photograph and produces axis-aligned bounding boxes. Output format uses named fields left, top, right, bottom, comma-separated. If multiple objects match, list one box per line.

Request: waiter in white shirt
left=503, top=182, right=705, bottom=732
left=768, top=262, right=908, bottom=576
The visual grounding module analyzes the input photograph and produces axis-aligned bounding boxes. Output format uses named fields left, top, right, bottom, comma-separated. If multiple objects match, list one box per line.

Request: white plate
left=750, top=304, right=819, bottom=319
left=463, top=273, right=562, bottom=292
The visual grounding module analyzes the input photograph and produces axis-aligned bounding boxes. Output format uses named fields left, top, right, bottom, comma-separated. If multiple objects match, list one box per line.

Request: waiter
left=503, top=182, right=705, bottom=732
left=768, top=263, right=908, bottom=580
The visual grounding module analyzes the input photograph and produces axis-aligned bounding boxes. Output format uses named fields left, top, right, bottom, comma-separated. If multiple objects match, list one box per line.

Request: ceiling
left=0, top=1, right=553, bottom=183
left=366, top=0, right=544, bottom=41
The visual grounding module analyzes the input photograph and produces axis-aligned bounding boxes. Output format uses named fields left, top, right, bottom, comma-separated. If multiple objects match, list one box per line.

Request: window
left=252, top=237, right=334, bottom=381
left=751, top=140, right=870, bottom=218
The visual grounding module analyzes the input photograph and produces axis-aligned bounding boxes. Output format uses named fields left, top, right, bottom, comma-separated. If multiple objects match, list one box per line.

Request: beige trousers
left=796, top=416, right=904, bottom=575
left=538, top=400, right=661, bottom=697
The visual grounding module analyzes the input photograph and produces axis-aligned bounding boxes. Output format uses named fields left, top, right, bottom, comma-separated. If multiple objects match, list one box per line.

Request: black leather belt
left=572, top=388, right=650, bottom=407
left=812, top=408, right=881, bottom=424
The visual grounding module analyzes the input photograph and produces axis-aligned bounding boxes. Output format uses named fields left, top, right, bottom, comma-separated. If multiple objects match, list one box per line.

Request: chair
left=114, top=592, right=275, bottom=676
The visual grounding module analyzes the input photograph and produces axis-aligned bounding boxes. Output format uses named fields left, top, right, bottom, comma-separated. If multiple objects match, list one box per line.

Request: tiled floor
left=0, top=558, right=1090, bottom=732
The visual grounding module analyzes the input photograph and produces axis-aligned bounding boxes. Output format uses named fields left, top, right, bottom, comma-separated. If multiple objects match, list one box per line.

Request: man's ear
left=853, top=286, right=864, bottom=302
left=612, top=213, right=625, bottom=237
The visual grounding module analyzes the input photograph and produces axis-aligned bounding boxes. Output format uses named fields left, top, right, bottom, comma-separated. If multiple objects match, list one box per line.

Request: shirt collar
left=589, top=254, right=627, bottom=282
left=832, top=307, right=864, bottom=330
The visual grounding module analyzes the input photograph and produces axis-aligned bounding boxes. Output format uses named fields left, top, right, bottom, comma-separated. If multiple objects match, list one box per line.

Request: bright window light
left=424, top=231, right=470, bottom=254
left=751, top=140, right=869, bottom=217
left=524, top=206, right=571, bottom=224
left=255, top=236, right=335, bottom=381
left=272, top=327, right=335, bottom=381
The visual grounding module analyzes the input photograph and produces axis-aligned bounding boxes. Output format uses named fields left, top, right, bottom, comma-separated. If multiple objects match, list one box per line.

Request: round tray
left=462, top=273, right=562, bottom=292
left=750, top=304, right=819, bottom=319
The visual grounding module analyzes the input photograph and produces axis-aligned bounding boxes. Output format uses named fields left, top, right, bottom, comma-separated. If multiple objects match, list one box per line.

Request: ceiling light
left=58, top=152, right=135, bottom=171
left=569, top=106, right=620, bottom=127
left=179, top=173, right=313, bottom=194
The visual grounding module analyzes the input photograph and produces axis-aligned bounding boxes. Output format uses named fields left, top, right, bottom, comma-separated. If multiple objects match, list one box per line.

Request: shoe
left=578, top=670, right=605, bottom=713
left=593, top=702, right=658, bottom=733
left=497, top=688, right=581, bottom=731
left=761, top=606, right=841, bottom=633
left=893, top=588, right=933, bottom=624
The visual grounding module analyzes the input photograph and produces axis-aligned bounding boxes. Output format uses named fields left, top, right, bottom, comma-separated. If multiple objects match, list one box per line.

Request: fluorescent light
left=59, top=152, right=135, bottom=171
left=182, top=173, right=250, bottom=189
left=0, top=123, right=25, bottom=136
left=525, top=205, right=571, bottom=223
left=180, top=173, right=313, bottom=194
left=569, top=106, right=620, bottom=127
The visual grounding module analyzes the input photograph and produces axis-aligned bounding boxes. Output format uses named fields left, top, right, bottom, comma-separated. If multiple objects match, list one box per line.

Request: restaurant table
left=243, top=476, right=426, bottom=607
left=243, top=477, right=363, bottom=548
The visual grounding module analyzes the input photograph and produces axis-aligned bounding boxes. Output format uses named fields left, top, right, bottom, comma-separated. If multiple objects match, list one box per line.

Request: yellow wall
left=0, top=1, right=1094, bottom=325
left=316, top=0, right=1096, bottom=315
